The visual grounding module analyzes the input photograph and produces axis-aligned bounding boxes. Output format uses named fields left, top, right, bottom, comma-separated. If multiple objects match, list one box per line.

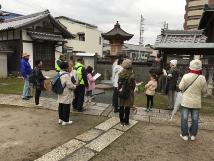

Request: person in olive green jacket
left=118, top=59, right=136, bottom=126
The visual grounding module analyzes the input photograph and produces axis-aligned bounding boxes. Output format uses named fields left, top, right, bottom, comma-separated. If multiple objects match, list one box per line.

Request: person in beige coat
left=145, top=74, right=158, bottom=112
left=58, top=62, right=76, bottom=126
left=178, top=59, right=207, bottom=141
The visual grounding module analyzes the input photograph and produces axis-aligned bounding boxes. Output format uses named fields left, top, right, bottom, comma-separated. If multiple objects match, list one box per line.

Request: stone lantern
left=102, top=21, right=133, bottom=62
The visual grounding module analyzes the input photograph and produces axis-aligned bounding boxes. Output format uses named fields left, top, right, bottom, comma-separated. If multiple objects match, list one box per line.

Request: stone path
left=35, top=117, right=138, bottom=161
left=0, top=94, right=214, bottom=130
left=1, top=94, right=214, bottom=160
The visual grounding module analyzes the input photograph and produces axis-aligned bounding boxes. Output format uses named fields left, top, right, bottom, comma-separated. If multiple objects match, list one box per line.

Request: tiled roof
left=55, top=16, right=97, bottom=28
left=0, top=10, right=73, bottom=38
left=0, top=10, right=49, bottom=31
left=0, top=11, right=22, bottom=20
left=155, top=29, right=207, bottom=45
left=102, top=21, right=133, bottom=40
left=27, top=31, right=66, bottom=42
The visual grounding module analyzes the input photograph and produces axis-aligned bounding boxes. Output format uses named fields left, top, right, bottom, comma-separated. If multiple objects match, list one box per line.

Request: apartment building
left=184, top=0, right=214, bottom=30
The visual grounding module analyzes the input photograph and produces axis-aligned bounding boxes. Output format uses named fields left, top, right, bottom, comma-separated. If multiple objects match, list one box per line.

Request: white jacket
left=112, top=65, right=123, bottom=87
left=179, top=73, right=207, bottom=109
left=57, top=71, right=76, bottom=104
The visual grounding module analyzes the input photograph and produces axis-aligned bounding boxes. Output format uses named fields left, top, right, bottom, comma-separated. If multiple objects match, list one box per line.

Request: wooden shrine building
left=0, top=10, right=73, bottom=75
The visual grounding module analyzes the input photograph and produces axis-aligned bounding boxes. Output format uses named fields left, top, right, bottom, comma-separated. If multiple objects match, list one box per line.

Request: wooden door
left=33, top=42, right=55, bottom=69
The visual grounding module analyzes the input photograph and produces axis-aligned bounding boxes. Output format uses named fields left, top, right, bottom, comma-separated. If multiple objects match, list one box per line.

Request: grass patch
left=0, top=78, right=23, bottom=94
left=135, top=92, right=214, bottom=116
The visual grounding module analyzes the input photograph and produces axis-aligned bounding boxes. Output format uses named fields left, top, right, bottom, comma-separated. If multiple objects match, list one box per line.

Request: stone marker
left=85, top=129, right=123, bottom=152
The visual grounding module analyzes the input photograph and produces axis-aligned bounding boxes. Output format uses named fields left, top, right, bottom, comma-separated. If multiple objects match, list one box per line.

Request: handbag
left=171, top=75, right=199, bottom=119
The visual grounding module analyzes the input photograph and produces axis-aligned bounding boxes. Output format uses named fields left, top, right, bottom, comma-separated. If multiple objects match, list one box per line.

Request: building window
left=77, top=32, right=85, bottom=41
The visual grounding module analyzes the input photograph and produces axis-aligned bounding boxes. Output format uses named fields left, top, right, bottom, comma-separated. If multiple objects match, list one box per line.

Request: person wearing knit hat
left=118, top=59, right=135, bottom=126
left=166, top=59, right=179, bottom=110
left=121, top=59, right=132, bottom=69
left=20, top=52, right=32, bottom=100
left=178, top=59, right=207, bottom=141
left=170, top=59, right=178, bottom=67
left=189, top=59, right=202, bottom=71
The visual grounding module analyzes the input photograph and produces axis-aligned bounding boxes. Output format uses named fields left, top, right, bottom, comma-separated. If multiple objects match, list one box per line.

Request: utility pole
left=139, top=14, right=144, bottom=60
left=163, top=21, right=169, bottom=30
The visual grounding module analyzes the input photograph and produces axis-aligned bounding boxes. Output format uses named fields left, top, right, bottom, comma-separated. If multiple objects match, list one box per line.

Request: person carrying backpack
left=118, top=59, right=136, bottom=126
left=34, top=60, right=46, bottom=107
left=72, top=58, right=88, bottom=112
left=57, top=62, right=76, bottom=126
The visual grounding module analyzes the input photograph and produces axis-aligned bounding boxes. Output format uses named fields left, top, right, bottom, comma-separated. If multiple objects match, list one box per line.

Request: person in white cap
left=166, top=59, right=179, bottom=110
left=20, top=52, right=32, bottom=100
left=178, top=59, right=207, bottom=141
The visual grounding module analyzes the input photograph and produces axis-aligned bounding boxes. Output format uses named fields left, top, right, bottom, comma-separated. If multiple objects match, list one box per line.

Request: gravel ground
left=0, top=105, right=106, bottom=161
left=91, top=122, right=214, bottom=161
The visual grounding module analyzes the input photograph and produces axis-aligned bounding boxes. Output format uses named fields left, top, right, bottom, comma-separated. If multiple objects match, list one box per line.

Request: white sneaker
left=58, top=119, right=63, bottom=124
left=190, top=136, right=196, bottom=141
left=62, top=121, right=73, bottom=126
left=62, top=122, right=67, bottom=126
left=180, top=134, right=188, bottom=141
left=67, top=121, right=73, bottom=125
left=34, top=104, right=42, bottom=107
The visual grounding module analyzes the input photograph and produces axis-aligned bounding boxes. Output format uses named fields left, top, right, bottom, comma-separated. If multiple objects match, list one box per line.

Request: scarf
left=189, top=69, right=202, bottom=75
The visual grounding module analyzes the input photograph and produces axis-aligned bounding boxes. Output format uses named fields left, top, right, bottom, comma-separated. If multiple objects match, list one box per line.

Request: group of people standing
left=20, top=53, right=96, bottom=126
left=112, top=56, right=208, bottom=141
left=20, top=52, right=208, bottom=140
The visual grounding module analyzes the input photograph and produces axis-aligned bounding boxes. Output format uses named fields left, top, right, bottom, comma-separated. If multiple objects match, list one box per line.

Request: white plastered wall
left=22, top=30, right=33, bottom=67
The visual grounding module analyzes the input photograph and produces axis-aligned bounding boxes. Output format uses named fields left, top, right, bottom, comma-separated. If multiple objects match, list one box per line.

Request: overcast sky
left=2, top=0, right=186, bottom=45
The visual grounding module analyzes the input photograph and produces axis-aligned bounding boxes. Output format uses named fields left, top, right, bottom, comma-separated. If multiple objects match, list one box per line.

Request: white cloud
left=1, top=0, right=186, bottom=44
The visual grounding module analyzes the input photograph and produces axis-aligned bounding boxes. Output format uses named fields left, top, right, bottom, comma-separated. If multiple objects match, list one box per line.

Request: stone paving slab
left=75, top=129, right=104, bottom=142
left=113, top=120, right=138, bottom=132
left=96, top=103, right=110, bottom=108
left=199, top=122, right=214, bottom=130
left=85, top=129, right=123, bottom=152
left=83, top=109, right=104, bottom=116
left=35, top=139, right=85, bottom=161
left=89, top=105, right=107, bottom=111
left=100, top=105, right=113, bottom=117
left=62, top=148, right=95, bottom=161
left=95, top=117, right=120, bottom=131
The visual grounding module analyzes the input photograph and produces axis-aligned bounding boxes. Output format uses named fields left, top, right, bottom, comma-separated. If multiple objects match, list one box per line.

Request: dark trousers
left=146, top=95, right=154, bottom=109
left=119, top=106, right=130, bottom=124
left=58, top=103, right=71, bottom=122
left=35, top=89, right=41, bottom=105
left=112, top=87, right=119, bottom=111
left=72, top=85, right=85, bottom=110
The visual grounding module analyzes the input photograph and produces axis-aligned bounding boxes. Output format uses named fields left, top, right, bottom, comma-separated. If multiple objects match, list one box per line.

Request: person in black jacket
left=34, top=60, right=46, bottom=106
